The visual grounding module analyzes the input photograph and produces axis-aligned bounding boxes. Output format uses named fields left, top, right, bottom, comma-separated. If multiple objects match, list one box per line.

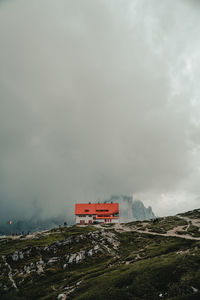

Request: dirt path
left=178, top=216, right=200, bottom=228
left=112, top=222, right=200, bottom=241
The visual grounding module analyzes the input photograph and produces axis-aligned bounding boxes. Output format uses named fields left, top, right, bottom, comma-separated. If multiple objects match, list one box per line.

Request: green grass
left=0, top=225, right=98, bottom=256
left=72, top=252, right=200, bottom=300
left=1, top=213, right=200, bottom=300
left=145, top=217, right=187, bottom=234
left=126, top=216, right=188, bottom=234
left=117, top=231, right=195, bottom=261
left=179, top=209, right=200, bottom=219
left=186, top=225, right=200, bottom=237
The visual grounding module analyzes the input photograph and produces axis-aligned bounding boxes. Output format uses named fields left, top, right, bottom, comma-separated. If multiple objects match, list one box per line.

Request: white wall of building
left=75, top=215, right=94, bottom=224
left=75, top=215, right=119, bottom=224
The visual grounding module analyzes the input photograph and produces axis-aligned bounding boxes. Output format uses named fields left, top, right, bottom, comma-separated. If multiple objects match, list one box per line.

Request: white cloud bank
left=0, top=0, right=200, bottom=220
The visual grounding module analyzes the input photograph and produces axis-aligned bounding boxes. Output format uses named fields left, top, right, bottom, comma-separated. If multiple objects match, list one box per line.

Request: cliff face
left=107, top=195, right=156, bottom=222
left=132, top=199, right=155, bottom=220
left=1, top=210, right=200, bottom=300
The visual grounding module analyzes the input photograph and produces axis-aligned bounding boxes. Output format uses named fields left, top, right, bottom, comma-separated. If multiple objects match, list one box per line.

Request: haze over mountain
left=1, top=0, right=200, bottom=222
left=0, top=197, right=154, bottom=235
left=105, top=195, right=155, bottom=222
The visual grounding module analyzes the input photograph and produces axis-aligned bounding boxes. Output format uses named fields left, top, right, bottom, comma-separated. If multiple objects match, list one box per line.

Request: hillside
left=0, top=217, right=71, bottom=236
left=1, top=210, right=200, bottom=299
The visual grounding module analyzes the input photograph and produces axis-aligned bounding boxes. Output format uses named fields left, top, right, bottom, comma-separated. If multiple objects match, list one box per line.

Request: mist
left=1, top=0, right=200, bottom=221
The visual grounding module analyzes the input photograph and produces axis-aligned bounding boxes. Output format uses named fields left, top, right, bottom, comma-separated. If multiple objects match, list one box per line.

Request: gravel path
left=112, top=220, right=200, bottom=241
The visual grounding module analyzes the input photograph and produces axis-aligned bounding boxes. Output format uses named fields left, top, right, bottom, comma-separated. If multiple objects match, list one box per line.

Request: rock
left=36, top=259, right=44, bottom=274
left=132, top=200, right=155, bottom=221
left=80, top=250, right=85, bottom=260
left=191, top=286, right=198, bottom=293
left=12, top=252, right=19, bottom=261
left=48, top=257, right=59, bottom=264
left=25, top=249, right=31, bottom=256
left=57, top=293, right=66, bottom=300
left=75, top=254, right=81, bottom=263
left=87, top=249, right=93, bottom=256
left=68, top=254, right=76, bottom=264
left=94, top=245, right=100, bottom=251
left=24, top=265, right=30, bottom=274
left=105, top=195, right=156, bottom=221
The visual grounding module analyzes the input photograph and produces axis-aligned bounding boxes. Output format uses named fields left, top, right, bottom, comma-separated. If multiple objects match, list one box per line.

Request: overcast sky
left=0, top=0, right=200, bottom=221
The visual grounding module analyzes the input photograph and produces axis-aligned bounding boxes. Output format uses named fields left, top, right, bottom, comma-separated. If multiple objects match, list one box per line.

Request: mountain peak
left=105, top=195, right=156, bottom=222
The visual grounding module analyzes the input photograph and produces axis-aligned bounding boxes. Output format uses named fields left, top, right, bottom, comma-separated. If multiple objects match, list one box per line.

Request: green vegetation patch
left=187, top=225, right=200, bottom=237
left=0, top=226, right=98, bottom=256
left=72, top=253, right=200, bottom=300
left=179, top=209, right=200, bottom=219
left=117, top=231, right=195, bottom=261
left=146, top=216, right=187, bottom=234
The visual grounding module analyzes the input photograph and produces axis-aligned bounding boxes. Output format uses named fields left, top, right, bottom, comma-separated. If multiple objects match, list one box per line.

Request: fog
left=0, top=0, right=200, bottom=221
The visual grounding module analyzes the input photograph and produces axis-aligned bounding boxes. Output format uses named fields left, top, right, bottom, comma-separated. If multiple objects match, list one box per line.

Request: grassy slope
left=1, top=213, right=200, bottom=300
left=72, top=233, right=200, bottom=300
left=0, top=226, right=97, bottom=256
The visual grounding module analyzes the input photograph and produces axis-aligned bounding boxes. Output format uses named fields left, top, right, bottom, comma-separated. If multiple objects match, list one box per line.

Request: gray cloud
left=0, top=0, right=200, bottom=220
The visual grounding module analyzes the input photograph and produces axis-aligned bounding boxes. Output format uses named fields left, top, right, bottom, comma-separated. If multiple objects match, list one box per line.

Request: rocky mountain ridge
left=106, top=195, right=156, bottom=221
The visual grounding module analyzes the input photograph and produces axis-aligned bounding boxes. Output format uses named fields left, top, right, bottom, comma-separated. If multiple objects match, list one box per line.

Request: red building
left=75, top=203, right=119, bottom=224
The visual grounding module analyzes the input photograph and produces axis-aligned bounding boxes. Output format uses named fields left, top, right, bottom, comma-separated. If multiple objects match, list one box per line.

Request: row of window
left=84, top=209, right=109, bottom=212
left=79, top=219, right=113, bottom=224
left=78, top=214, right=118, bottom=218
left=80, top=220, right=93, bottom=224
left=78, top=215, right=93, bottom=217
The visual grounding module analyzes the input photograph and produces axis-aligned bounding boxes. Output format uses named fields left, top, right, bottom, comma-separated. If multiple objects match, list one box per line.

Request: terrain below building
left=0, top=209, right=200, bottom=299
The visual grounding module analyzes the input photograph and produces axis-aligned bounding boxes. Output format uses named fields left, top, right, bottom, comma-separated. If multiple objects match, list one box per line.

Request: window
left=85, top=209, right=89, bottom=212
left=97, top=215, right=110, bottom=217
left=96, top=209, right=109, bottom=212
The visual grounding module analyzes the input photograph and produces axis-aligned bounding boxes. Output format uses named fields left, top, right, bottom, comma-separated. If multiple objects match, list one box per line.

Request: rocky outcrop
left=0, top=228, right=119, bottom=295
left=106, top=195, right=156, bottom=221
left=132, top=200, right=155, bottom=220
left=1, top=210, right=200, bottom=300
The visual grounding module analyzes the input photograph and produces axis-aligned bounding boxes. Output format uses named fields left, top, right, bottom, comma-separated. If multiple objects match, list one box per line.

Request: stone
left=57, top=293, right=67, bottom=300
left=12, top=252, right=19, bottom=261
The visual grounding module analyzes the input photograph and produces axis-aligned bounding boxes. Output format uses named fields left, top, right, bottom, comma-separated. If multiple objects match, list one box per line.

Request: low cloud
left=0, top=0, right=200, bottom=220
